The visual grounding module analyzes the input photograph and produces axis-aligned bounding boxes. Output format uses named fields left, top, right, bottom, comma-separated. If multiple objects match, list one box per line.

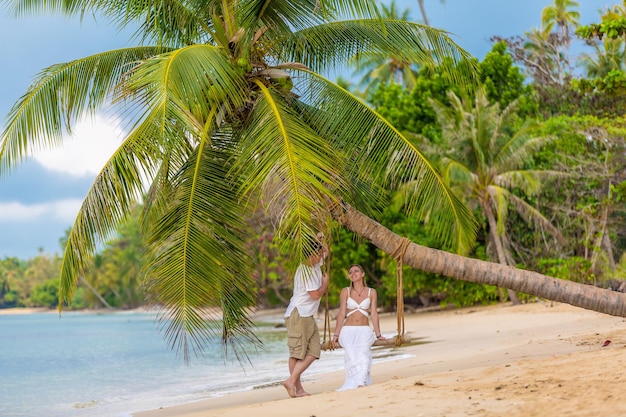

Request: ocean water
left=0, top=311, right=412, bottom=417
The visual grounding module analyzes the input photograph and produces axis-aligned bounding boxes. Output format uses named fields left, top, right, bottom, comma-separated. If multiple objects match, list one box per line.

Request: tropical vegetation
left=0, top=0, right=625, bottom=361
left=0, top=0, right=478, bottom=359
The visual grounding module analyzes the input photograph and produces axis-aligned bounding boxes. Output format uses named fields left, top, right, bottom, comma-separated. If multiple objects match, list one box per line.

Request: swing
left=321, top=237, right=412, bottom=351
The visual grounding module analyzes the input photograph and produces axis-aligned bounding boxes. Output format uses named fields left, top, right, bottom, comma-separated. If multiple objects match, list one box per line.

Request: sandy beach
left=132, top=301, right=626, bottom=417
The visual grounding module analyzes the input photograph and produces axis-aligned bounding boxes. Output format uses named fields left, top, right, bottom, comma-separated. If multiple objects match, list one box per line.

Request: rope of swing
left=390, top=237, right=410, bottom=346
left=321, top=237, right=335, bottom=351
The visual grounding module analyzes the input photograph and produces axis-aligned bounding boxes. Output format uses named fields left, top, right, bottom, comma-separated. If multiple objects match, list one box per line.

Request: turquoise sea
left=0, top=311, right=411, bottom=417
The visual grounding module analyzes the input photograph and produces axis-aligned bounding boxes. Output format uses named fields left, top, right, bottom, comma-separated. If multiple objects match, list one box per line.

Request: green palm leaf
left=143, top=142, right=257, bottom=362
left=120, top=44, right=249, bottom=123
left=233, top=80, right=341, bottom=263
left=59, top=114, right=161, bottom=306
left=0, top=47, right=163, bottom=175
left=280, top=19, right=476, bottom=84
left=290, top=70, right=477, bottom=252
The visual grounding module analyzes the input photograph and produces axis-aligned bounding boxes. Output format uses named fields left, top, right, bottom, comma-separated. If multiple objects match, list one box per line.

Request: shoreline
left=133, top=301, right=626, bottom=417
left=0, top=307, right=54, bottom=315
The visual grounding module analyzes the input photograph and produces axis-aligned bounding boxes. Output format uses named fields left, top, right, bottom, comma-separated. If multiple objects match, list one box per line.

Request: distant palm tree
left=350, top=1, right=419, bottom=96
left=428, top=89, right=565, bottom=303
left=579, top=37, right=625, bottom=78
left=541, top=0, right=581, bottom=81
left=541, top=0, right=580, bottom=35
left=579, top=2, right=626, bottom=78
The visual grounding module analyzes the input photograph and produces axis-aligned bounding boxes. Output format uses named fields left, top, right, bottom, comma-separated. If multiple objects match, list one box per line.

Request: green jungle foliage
left=369, top=41, right=537, bottom=144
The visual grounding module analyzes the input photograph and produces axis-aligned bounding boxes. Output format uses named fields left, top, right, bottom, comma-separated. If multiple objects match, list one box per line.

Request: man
left=282, top=242, right=329, bottom=397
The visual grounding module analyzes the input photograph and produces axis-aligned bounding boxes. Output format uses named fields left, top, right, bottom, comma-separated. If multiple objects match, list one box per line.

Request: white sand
left=134, top=301, right=626, bottom=417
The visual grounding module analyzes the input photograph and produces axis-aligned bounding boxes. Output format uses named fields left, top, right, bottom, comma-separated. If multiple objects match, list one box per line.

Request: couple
left=282, top=243, right=384, bottom=397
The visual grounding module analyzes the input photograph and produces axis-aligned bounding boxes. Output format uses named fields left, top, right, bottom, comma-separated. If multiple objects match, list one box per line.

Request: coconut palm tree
left=2, top=1, right=626, bottom=364
left=0, top=0, right=477, bottom=360
left=541, top=0, right=580, bottom=82
left=579, top=37, right=626, bottom=78
left=427, top=90, right=566, bottom=304
left=541, top=0, right=580, bottom=39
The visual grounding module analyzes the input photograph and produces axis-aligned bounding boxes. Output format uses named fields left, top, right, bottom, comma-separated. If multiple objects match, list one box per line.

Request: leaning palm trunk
left=330, top=201, right=626, bottom=317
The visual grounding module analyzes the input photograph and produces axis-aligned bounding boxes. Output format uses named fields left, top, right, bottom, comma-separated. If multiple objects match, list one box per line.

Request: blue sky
left=0, top=0, right=614, bottom=259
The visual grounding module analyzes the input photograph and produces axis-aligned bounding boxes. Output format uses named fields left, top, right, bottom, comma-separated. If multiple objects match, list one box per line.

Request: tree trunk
left=603, top=231, right=617, bottom=273
left=590, top=202, right=609, bottom=281
left=417, top=0, right=430, bottom=26
left=483, top=203, right=521, bottom=305
left=330, top=202, right=626, bottom=317
left=79, top=275, right=113, bottom=309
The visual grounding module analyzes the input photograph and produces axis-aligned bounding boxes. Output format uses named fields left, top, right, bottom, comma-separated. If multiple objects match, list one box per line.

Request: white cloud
left=0, top=199, right=82, bottom=223
left=32, top=114, right=124, bottom=177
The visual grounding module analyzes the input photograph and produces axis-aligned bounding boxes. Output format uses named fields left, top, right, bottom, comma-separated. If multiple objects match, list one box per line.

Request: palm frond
left=487, top=185, right=509, bottom=236
left=291, top=70, right=477, bottom=253
left=494, top=170, right=543, bottom=197
left=59, top=113, right=162, bottom=307
left=441, top=157, right=473, bottom=187
left=494, top=130, right=554, bottom=173
left=495, top=169, right=567, bottom=197
left=498, top=188, right=566, bottom=242
left=119, top=44, right=249, bottom=126
left=428, top=93, right=468, bottom=147
left=115, top=45, right=257, bottom=359
left=241, top=0, right=381, bottom=34
left=8, top=0, right=219, bottom=46
left=143, top=140, right=258, bottom=362
left=279, top=19, right=477, bottom=84
left=0, top=47, right=164, bottom=176
left=232, top=80, right=341, bottom=264
left=4, top=0, right=92, bottom=16
left=101, top=0, right=216, bottom=46
left=240, top=0, right=328, bottom=34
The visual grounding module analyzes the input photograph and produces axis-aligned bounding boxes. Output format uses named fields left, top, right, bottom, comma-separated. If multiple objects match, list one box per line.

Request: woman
left=333, top=264, right=385, bottom=391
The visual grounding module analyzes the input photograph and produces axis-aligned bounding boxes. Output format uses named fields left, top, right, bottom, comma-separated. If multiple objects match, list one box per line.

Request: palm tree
left=428, top=90, right=565, bottom=304
left=350, top=1, right=419, bottom=97
left=0, top=0, right=477, bottom=360
left=2, top=1, right=626, bottom=365
left=541, top=0, right=580, bottom=38
left=541, top=0, right=581, bottom=82
left=579, top=3, right=626, bottom=78
left=579, top=37, right=626, bottom=78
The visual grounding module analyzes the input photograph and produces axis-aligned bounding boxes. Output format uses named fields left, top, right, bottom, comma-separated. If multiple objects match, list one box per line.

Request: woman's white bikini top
left=346, top=287, right=371, bottom=317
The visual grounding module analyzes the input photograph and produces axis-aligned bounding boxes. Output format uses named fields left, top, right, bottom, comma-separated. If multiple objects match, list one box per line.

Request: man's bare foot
left=296, top=390, right=311, bottom=397
left=282, top=380, right=297, bottom=398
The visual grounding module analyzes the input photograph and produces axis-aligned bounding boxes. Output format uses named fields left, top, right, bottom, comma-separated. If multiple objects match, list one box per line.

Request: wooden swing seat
left=322, top=335, right=411, bottom=351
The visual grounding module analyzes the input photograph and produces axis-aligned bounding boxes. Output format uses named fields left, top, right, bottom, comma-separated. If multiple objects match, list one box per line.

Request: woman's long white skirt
left=337, top=326, right=376, bottom=391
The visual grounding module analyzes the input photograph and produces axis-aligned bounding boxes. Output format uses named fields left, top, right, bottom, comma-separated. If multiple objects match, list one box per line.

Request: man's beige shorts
left=285, top=308, right=321, bottom=360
